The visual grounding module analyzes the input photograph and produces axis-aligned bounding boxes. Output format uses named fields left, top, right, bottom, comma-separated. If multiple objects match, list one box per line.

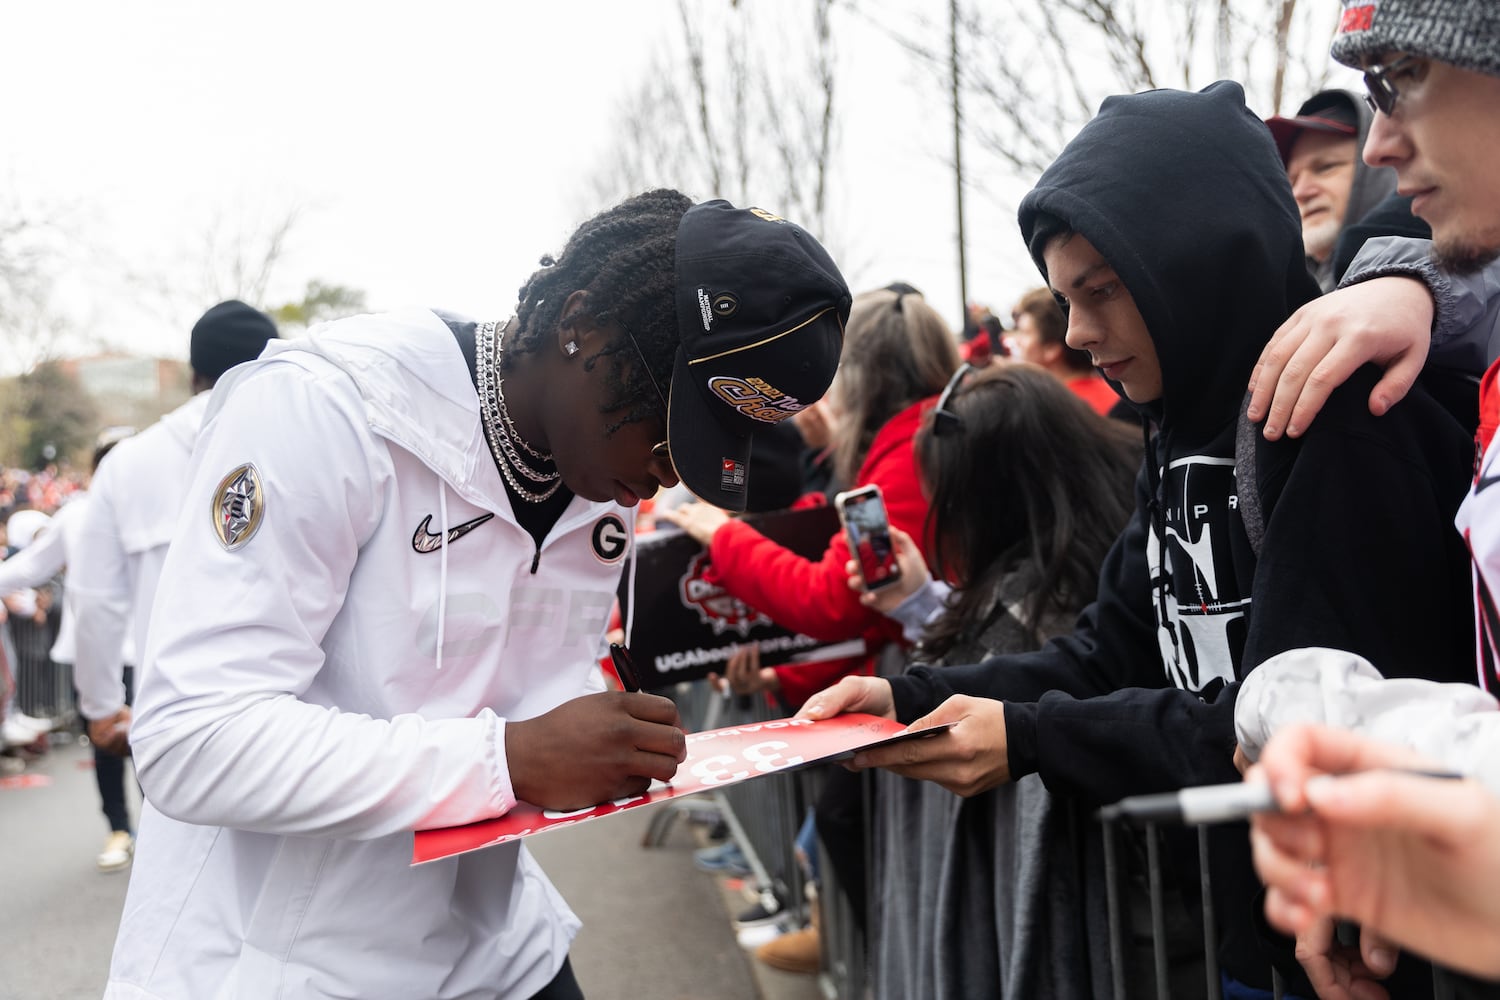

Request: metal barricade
left=653, top=675, right=1471, bottom=1000
left=6, top=610, right=74, bottom=725
left=647, top=681, right=812, bottom=936
left=646, top=678, right=870, bottom=998
left=814, top=768, right=870, bottom=1000
left=1099, top=813, right=1474, bottom=1000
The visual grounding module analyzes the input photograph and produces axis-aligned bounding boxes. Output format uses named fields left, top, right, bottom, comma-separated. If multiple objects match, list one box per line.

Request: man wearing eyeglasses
left=1225, top=2, right=1500, bottom=993
left=1249, top=4, right=1500, bottom=444
left=1246, top=10, right=1500, bottom=686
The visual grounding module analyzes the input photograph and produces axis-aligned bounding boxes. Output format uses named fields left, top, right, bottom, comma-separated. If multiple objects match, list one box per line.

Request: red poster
left=412, top=713, right=945, bottom=865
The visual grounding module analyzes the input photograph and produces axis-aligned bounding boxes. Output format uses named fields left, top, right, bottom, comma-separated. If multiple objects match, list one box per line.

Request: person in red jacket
left=661, top=286, right=962, bottom=706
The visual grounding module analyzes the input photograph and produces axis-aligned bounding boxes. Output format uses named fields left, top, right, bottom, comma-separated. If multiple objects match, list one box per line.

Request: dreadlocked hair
left=507, top=188, right=694, bottom=431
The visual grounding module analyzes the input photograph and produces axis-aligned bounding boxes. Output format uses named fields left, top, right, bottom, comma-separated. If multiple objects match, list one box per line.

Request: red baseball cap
left=1265, top=90, right=1359, bottom=164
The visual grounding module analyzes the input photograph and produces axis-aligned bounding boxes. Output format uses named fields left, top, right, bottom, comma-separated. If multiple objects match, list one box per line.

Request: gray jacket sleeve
left=1340, top=235, right=1500, bottom=373
left=1235, top=646, right=1500, bottom=799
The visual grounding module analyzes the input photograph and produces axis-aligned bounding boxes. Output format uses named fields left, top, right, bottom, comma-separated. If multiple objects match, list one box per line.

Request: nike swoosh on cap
left=411, top=513, right=495, bottom=554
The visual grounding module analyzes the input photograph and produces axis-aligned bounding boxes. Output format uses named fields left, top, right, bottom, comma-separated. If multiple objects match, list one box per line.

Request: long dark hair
left=917, top=364, right=1140, bottom=656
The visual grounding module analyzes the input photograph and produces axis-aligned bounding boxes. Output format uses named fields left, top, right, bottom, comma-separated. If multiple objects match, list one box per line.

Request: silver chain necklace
left=476, top=319, right=562, bottom=503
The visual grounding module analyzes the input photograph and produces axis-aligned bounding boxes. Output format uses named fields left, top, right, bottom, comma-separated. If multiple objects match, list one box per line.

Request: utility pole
left=950, top=0, right=969, bottom=324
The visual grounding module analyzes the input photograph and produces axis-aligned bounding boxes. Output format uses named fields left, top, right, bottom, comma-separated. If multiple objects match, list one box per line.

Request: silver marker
left=1098, top=769, right=1464, bottom=825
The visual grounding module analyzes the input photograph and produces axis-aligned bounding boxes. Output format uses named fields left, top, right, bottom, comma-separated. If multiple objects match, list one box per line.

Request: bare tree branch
left=881, top=0, right=1340, bottom=181
left=679, top=0, right=725, bottom=197
left=586, top=0, right=842, bottom=243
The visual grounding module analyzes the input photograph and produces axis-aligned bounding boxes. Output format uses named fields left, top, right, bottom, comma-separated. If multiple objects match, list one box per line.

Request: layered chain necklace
left=476, top=319, right=563, bottom=503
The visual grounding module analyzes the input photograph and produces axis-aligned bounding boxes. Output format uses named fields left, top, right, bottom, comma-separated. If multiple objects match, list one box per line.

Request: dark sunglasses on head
left=931, top=362, right=976, bottom=437
left=617, top=317, right=672, bottom=463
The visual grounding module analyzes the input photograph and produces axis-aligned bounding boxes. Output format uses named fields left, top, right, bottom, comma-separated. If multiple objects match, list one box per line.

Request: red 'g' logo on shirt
left=1339, top=4, right=1375, bottom=33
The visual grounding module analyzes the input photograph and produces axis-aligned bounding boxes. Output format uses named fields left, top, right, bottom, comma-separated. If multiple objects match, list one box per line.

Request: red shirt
left=1067, top=373, right=1121, bottom=416
left=706, top=397, right=937, bottom=707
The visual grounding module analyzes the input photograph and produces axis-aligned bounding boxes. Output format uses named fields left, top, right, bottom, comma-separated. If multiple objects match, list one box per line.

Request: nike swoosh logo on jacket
left=411, top=513, right=495, bottom=553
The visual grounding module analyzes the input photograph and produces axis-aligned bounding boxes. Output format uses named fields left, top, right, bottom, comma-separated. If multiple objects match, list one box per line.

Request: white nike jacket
left=72, top=393, right=209, bottom=719
left=108, top=309, right=631, bottom=999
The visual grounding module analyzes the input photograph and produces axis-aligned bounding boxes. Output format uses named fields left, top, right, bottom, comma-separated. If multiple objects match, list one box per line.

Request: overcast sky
left=1, top=1, right=1350, bottom=370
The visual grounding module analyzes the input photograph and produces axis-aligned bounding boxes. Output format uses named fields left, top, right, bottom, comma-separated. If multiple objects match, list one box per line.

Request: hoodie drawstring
left=623, top=515, right=639, bottom=649
left=1144, top=418, right=1183, bottom=673
left=436, top=481, right=449, bottom=671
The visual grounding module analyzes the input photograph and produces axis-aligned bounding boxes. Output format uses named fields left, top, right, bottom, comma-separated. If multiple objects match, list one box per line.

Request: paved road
left=0, top=739, right=819, bottom=1000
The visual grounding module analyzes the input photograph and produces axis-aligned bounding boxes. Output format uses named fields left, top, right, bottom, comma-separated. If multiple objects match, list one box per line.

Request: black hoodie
left=887, top=82, right=1476, bottom=991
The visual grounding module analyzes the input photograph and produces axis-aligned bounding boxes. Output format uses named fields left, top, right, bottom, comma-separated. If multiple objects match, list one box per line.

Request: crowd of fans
left=8, top=3, right=1500, bottom=998
left=0, top=465, right=87, bottom=755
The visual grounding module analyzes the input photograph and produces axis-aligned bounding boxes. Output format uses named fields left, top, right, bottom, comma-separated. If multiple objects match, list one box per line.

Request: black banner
left=619, top=506, right=860, bottom=689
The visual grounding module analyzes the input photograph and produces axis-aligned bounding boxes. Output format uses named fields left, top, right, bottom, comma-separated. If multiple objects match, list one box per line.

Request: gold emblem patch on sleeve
left=212, top=463, right=265, bottom=551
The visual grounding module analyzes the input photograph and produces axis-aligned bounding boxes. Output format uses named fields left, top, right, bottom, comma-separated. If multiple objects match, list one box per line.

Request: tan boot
left=97, top=830, right=134, bottom=872
left=755, top=889, right=820, bottom=975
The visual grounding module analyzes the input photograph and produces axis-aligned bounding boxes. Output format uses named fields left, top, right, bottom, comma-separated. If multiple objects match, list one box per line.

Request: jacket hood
left=211, top=308, right=501, bottom=510
left=1019, top=81, right=1319, bottom=439
left=159, top=390, right=212, bottom=452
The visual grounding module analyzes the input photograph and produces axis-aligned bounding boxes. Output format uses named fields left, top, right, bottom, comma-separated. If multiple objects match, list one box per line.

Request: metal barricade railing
left=1100, top=813, right=1473, bottom=1000
left=639, top=674, right=1480, bottom=1000
left=814, top=768, right=870, bottom=1000
left=808, top=776, right=1482, bottom=1000
left=647, top=681, right=812, bottom=936
left=717, top=691, right=810, bottom=928
left=645, top=677, right=870, bottom=997
left=6, top=612, right=75, bottom=725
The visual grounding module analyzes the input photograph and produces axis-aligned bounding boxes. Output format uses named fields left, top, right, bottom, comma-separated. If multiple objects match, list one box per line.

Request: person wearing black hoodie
left=801, top=81, right=1476, bottom=996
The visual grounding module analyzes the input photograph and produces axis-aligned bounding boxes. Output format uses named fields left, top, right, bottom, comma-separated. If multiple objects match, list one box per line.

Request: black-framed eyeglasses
left=1361, top=54, right=1423, bottom=116
left=617, top=317, right=672, bottom=463
left=931, top=362, right=975, bottom=437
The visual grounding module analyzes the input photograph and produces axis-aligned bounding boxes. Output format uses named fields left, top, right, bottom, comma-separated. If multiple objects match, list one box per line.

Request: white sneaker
left=736, top=921, right=786, bottom=950
left=8, top=711, right=52, bottom=732
left=2, top=718, right=45, bottom=748
left=97, top=831, right=134, bottom=872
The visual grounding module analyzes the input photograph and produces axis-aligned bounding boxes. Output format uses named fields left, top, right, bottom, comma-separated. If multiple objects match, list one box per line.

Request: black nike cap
left=669, top=200, right=850, bottom=512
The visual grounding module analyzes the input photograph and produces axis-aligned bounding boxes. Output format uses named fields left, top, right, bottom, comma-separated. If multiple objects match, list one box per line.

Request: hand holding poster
left=412, top=713, right=950, bottom=865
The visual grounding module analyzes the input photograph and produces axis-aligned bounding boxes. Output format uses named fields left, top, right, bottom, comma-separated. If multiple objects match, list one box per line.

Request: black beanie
left=190, top=300, right=278, bottom=381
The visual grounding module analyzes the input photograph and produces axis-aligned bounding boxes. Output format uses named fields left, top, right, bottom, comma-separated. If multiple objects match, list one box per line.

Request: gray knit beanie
left=1331, top=0, right=1500, bottom=78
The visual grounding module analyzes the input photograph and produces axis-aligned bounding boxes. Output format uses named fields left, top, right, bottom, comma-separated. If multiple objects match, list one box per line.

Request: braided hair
left=507, top=188, right=693, bottom=430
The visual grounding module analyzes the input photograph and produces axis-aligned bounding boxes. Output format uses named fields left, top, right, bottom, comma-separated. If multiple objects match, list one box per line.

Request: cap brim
left=1266, top=114, right=1358, bottom=164
left=667, top=347, right=753, bottom=513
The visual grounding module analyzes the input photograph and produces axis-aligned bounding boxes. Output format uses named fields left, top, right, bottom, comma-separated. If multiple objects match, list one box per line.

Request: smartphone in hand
left=835, top=485, right=902, bottom=592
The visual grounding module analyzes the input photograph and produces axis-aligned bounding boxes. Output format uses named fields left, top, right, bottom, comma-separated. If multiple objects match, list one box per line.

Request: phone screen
left=840, top=488, right=900, bottom=590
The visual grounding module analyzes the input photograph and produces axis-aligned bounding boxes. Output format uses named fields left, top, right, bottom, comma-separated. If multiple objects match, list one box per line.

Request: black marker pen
left=609, top=642, right=643, bottom=693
